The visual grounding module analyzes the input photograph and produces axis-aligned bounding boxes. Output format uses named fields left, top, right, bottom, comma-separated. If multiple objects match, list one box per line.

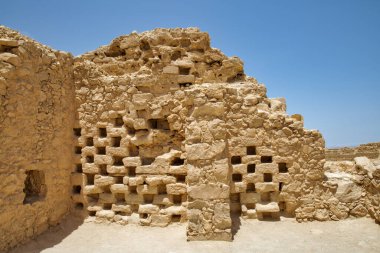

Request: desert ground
left=8, top=216, right=380, bottom=253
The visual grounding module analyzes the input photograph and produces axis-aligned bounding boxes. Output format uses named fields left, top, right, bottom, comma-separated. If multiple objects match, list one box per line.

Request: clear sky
left=1, top=0, right=379, bottom=147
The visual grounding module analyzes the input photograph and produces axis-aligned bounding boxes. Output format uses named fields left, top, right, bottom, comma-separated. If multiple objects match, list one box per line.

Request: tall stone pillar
left=185, top=85, right=232, bottom=241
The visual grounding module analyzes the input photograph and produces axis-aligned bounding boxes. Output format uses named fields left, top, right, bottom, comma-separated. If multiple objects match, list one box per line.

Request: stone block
left=138, top=204, right=159, bottom=214
left=94, top=175, right=115, bottom=187
left=240, top=192, right=260, bottom=204
left=187, top=184, right=229, bottom=200
left=256, top=163, right=278, bottom=174
left=256, top=202, right=280, bottom=213
left=150, top=214, right=171, bottom=227
left=255, top=182, right=278, bottom=193
left=128, top=176, right=144, bottom=186
left=123, top=157, right=141, bottom=167
left=163, top=65, right=179, bottom=74
left=132, top=93, right=154, bottom=110
left=83, top=185, right=103, bottom=195
left=110, top=184, right=128, bottom=194
left=166, top=183, right=187, bottom=195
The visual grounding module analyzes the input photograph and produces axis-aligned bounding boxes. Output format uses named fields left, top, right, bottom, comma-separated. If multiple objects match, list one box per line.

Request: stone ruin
left=0, top=26, right=379, bottom=251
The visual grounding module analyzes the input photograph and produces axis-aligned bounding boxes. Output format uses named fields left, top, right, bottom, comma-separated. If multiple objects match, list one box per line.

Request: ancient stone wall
left=326, top=142, right=380, bottom=161
left=72, top=28, right=326, bottom=240
left=323, top=157, right=380, bottom=223
left=1, top=26, right=378, bottom=251
left=0, top=27, right=75, bottom=251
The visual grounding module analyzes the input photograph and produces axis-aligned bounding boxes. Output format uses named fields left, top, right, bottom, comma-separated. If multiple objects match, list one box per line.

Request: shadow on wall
left=9, top=215, right=84, bottom=253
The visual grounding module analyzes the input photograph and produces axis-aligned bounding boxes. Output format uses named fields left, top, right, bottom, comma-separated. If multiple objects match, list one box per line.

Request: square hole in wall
left=86, top=138, right=94, bottom=146
left=72, top=185, right=81, bottom=194
left=88, top=211, right=96, bottom=216
left=247, top=146, right=256, bottom=155
left=171, top=214, right=181, bottom=222
left=175, top=175, right=186, bottom=183
left=148, top=119, right=170, bottom=130
left=144, top=194, right=154, bottom=204
left=111, top=137, right=121, bottom=147
left=99, top=164, right=108, bottom=175
left=261, top=156, right=272, bottom=163
left=232, top=173, right=243, bottom=182
left=171, top=157, right=185, bottom=166
left=141, top=157, right=155, bottom=165
left=127, top=127, right=136, bottom=135
left=75, top=202, right=84, bottom=210
left=86, top=155, right=94, bottom=163
left=247, top=164, right=256, bottom=173
left=278, top=163, right=288, bottom=173
left=140, top=213, right=148, bottom=219
left=114, top=116, right=124, bottom=127
left=74, top=146, right=82, bottom=154
left=97, top=147, right=106, bottom=155
left=86, top=174, right=95, bottom=185
left=179, top=82, right=192, bottom=88
left=172, top=195, right=182, bottom=205
left=129, top=186, right=137, bottom=194
left=279, top=182, right=283, bottom=191
left=75, top=164, right=83, bottom=173
left=99, top=128, right=107, bottom=138
left=179, top=66, right=190, bottom=75
left=128, top=167, right=136, bottom=177
left=158, top=184, right=167, bottom=195
left=261, top=192, right=270, bottom=202
left=264, top=173, right=272, bottom=182
left=115, top=193, right=125, bottom=202
left=23, top=170, right=46, bottom=204
left=115, top=176, right=123, bottom=184
left=231, top=156, right=242, bottom=165
left=113, top=156, right=124, bottom=166
left=148, top=119, right=158, bottom=129
left=246, top=203, right=256, bottom=210
left=73, top=128, right=81, bottom=137
left=246, top=183, right=256, bottom=193
left=103, top=203, right=112, bottom=210
left=128, top=145, right=139, bottom=157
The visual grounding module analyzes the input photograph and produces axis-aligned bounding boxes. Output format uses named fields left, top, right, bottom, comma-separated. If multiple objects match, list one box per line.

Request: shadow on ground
left=8, top=215, right=84, bottom=253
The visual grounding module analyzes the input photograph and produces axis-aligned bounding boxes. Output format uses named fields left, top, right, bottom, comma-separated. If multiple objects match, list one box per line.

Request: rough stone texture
left=1, top=26, right=379, bottom=252
left=324, top=142, right=380, bottom=223
left=0, top=26, right=75, bottom=251
left=326, top=142, right=380, bottom=161
left=72, top=28, right=325, bottom=241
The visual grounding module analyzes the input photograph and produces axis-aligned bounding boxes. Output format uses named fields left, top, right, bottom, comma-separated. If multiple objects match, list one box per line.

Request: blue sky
left=1, top=0, right=379, bottom=147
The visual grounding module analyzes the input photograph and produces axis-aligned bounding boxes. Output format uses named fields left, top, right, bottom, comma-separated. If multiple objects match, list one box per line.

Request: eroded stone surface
left=1, top=26, right=379, bottom=252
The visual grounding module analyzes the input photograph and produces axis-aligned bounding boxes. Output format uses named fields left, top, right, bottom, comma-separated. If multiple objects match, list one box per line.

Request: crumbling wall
left=322, top=142, right=380, bottom=223
left=0, top=27, right=75, bottom=251
left=326, top=142, right=380, bottom=161
left=3, top=26, right=376, bottom=250
left=72, top=28, right=326, bottom=240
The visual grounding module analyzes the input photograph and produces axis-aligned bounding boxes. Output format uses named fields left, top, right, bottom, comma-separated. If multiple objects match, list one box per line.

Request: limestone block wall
left=4, top=26, right=377, bottom=250
left=72, top=28, right=326, bottom=240
left=0, top=27, right=75, bottom=251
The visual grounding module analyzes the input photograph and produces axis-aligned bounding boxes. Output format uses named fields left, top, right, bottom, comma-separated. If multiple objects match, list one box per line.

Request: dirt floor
left=8, top=216, right=380, bottom=253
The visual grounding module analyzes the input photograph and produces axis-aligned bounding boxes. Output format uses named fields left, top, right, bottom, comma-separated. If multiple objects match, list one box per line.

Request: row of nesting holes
left=231, top=146, right=288, bottom=193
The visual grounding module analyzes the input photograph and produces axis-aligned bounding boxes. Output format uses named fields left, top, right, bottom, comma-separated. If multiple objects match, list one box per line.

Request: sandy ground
left=8, top=217, right=380, bottom=253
